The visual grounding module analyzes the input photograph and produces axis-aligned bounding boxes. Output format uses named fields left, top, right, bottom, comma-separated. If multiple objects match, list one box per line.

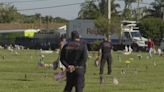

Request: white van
left=111, top=20, right=148, bottom=51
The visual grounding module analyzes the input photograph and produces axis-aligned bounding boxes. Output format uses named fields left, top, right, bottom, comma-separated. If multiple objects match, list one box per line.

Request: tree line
left=0, top=3, right=68, bottom=24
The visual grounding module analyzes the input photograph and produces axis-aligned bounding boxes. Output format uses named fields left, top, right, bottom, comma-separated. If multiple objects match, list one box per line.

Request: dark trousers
left=64, top=69, right=85, bottom=92
left=100, top=55, right=112, bottom=75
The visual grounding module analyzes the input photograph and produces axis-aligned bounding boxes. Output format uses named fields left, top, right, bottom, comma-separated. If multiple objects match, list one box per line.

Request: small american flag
left=54, top=71, right=66, bottom=81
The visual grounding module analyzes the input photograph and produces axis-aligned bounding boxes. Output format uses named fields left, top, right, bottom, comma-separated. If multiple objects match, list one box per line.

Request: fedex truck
left=66, top=20, right=105, bottom=50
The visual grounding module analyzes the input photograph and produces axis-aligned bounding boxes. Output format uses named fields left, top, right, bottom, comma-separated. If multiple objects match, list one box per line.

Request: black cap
left=71, top=31, right=79, bottom=40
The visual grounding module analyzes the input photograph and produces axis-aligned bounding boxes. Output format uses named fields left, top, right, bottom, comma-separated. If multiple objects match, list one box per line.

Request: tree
left=111, top=0, right=120, bottom=16
left=98, top=0, right=106, bottom=17
left=124, top=0, right=137, bottom=9
left=0, top=3, right=18, bottom=23
left=95, top=16, right=121, bottom=37
left=78, top=1, right=101, bottom=19
left=78, top=0, right=120, bottom=19
left=139, top=17, right=164, bottom=44
left=98, top=0, right=120, bottom=17
left=54, top=17, right=68, bottom=23
left=78, top=0, right=121, bottom=37
left=95, top=16, right=109, bottom=36
left=122, top=0, right=137, bottom=19
left=148, top=0, right=164, bottom=19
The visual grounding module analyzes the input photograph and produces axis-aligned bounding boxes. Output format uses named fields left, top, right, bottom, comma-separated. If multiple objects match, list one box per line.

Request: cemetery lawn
left=0, top=49, right=164, bottom=92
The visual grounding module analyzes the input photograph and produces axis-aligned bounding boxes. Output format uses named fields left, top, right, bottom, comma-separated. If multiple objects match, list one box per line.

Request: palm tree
left=78, top=0, right=121, bottom=36
left=78, top=0, right=120, bottom=19
left=111, top=0, right=120, bottom=16
left=78, top=1, right=101, bottom=19
left=99, top=0, right=120, bottom=17
left=122, top=0, right=137, bottom=19
left=148, top=0, right=164, bottom=19
left=98, top=0, right=106, bottom=17
left=124, top=0, right=137, bottom=9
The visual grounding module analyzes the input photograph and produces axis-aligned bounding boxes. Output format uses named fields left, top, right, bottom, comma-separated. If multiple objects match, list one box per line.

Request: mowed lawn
left=0, top=49, right=164, bottom=92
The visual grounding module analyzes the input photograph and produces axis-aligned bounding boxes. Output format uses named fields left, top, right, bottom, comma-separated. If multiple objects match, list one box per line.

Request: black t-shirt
left=100, top=41, right=112, bottom=56
left=60, top=40, right=87, bottom=68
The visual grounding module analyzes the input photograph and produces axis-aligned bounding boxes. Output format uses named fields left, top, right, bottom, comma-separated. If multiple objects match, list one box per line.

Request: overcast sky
left=0, top=0, right=154, bottom=20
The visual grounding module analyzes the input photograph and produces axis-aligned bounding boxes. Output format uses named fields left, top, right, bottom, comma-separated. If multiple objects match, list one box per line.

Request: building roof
left=0, top=23, right=65, bottom=30
left=0, top=29, right=40, bottom=33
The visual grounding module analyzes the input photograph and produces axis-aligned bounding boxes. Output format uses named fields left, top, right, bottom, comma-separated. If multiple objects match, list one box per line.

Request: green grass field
left=0, top=49, right=164, bottom=92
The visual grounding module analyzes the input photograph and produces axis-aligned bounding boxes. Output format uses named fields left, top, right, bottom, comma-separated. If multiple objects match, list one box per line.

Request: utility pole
left=163, top=8, right=164, bottom=21
left=107, top=0, right=111, bottom=20
left=46, top=16, right=49, bottom=29
left=107, top=0, right=111, bottom=37
left=137, top=0, right=141, bottom=21
left=162, top=2, right=164, bottom=21
left=39, top=16, right=42, bottom=28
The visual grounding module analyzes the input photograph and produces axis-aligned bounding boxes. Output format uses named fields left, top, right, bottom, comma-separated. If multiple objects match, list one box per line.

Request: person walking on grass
left=60, top=31, right=88, bottom=92
left=147, top=38, right=155, bottom=57
left=99, top=37, right=112, bottom=84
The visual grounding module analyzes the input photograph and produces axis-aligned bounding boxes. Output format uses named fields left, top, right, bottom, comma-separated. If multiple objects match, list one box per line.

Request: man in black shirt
left=60, top=31, right=88, bottom=92
left=99, top=37, right=112, bottom=84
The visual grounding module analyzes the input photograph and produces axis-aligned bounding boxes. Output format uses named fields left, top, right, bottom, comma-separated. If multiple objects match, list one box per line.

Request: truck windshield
left=131, top=32, right=141, bottom=38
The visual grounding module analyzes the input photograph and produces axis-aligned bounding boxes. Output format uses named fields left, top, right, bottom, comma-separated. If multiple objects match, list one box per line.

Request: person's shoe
left=107, top=71, right=111, bottom=75
left=100, top=79, right=104, bottom=84
left=100, top=75, right=104, bottom=84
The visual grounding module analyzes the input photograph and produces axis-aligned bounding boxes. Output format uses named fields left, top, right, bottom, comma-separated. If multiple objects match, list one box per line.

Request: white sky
left=0, top=0, right=154, bottom=20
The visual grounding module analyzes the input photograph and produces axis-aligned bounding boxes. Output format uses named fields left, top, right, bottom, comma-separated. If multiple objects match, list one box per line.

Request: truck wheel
left=132, top=43, right=139, bottom=52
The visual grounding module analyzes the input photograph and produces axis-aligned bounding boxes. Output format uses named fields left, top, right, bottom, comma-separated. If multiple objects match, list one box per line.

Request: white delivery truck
left=111, top=20, right=148, bottom=51
left=66, top=20, right=105, bottom=50
left=67, top=20, right=148, bottom=51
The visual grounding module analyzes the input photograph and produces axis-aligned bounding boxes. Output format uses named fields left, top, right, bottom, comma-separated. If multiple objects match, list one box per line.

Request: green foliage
left=90, top=40, right=101, bottom=51
left=78, top=1, right=101, bottom=19
left=139, top=17, right=164, bottom=41
left=95, top=16, right=121, bottom=37
left=124, top=0, right=137, bottom=9
left=0, top=3, right=68, bottom=24
left=0, top=4, right=18, bottom=23
left=95, top=16, right=109, bottom=36
left=23, top=15, right=36, bottom=23
left=78, top=0, right=121, bottom=19
left=148, top=0, right=164, bottom=18
left=111, top=0, right=121, bottom=16
left=122, top=9, right=132, bottom=20
left=22, top=15, right=68, bottom=24
left=122, top=0, right=137, bottom=19
left=109, top=16, right=121, bottom=33
left=54, top=17, right=68, bottom=23
left=78, top=0, right=121, bottom=37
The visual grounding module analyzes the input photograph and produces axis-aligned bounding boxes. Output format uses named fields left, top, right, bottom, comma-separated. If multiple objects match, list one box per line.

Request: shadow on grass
left=2, top=78, right=33, bottom=81
left=15, top=79, right=33, bottom=81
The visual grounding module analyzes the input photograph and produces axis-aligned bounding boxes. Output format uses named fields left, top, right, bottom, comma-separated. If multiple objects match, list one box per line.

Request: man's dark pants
left=100, top=55, right=112, bottom=75
left=64, top=68, right=85, bottom=92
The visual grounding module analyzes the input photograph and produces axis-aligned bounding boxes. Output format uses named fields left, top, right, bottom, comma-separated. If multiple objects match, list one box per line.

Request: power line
left=134, top=2, right=152, bottom=5
left=0, top=0, right=54, bottom=4
left=117, top=0, right=152, bottom=5
left=17, top=1, right=98, bottom=11
left=17, top=2, right=84, bottom=11
left=1, top=0, right=98, bottom=4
